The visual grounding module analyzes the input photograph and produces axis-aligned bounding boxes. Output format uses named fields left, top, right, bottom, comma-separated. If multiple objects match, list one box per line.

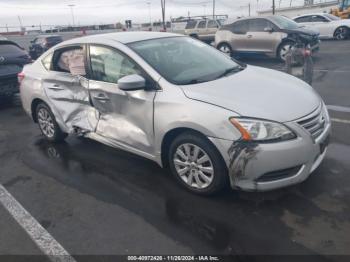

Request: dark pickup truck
left=0, top=40, right=32, bottom=99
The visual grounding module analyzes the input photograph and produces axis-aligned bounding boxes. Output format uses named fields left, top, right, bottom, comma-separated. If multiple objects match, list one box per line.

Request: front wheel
left=217, top=43, right=232, bottom=56
left=168, top=132, right=228, bottom=195
left=278, top=41, right=294, bottom=62
left=36, top=103, right=67, bottom=142
left=334, top=27, right=349, bottom=40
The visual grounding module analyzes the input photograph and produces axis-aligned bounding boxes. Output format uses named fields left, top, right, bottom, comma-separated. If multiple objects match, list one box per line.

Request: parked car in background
left=184, top=19, right=221, bottom=43
left=0, top=40, right=31, bottom=99
left=29, top=35, right=63, bottom=59
left=20, top=32, right=331, bottom=195
left=293, top=13, right=350, bottom=40
left=215, top=15, right=320, bottom=61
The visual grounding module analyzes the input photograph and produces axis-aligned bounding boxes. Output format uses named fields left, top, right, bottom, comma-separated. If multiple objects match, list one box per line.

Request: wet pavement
left=0, top=40, right=350, bottom=261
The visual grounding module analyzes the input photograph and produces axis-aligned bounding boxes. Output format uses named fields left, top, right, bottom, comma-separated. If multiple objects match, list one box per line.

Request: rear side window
left=232, top=20, right=248, bottom=34
left=0, top=44, right=23, bottom=56
left=197, top=20, right=207, bottom=29
left=185, top=20, right=197, bottom=29
left=294, top=16, right=311, bottom=23
left=53, top=46, right=86, bottom=76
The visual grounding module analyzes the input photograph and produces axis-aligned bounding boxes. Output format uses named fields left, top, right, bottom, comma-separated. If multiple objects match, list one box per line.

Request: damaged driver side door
left=42, top=45, right=99, bottom=133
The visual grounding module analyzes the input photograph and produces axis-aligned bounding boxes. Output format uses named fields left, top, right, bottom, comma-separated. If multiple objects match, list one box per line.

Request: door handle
left=48, top=84, right=64, bottom=90
left=93, top=94, right=110, bottom=101
left=247, top=35, right=253, bottom=38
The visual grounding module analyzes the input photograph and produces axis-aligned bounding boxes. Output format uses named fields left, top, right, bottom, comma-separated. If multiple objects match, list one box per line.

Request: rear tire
left=217, top=43, right=232, bottom=57
left=35, top=103, right=67, bottom=142
left=334, top=26, right=349, bottom=40
left=168, top=131, right=228, bottom=195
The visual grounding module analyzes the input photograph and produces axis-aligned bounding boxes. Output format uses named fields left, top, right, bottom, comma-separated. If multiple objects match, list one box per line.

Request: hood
left=282, top=26, right=320, bottom=36
left=333, top=19, right=350, bottom=26
left=180, top=66, right=321, bottom=123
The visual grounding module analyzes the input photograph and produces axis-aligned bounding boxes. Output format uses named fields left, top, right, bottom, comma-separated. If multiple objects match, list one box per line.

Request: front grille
left=296, top=105, right=326, bottom=140
left=256, top=166, right=303, bottom=183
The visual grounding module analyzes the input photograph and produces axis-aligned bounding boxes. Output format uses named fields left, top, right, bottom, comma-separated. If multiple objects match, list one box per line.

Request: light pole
left=147, top=1, right=152, bottom=30
left=213, top=0, right=215, bottom=19
left=68, top=4, right=76, bottom=27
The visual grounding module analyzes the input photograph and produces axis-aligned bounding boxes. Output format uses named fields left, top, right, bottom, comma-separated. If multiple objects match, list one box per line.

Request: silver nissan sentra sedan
left=20, top=32, right=331, bottom=195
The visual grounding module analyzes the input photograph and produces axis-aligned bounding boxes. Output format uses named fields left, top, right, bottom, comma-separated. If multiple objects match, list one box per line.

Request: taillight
left=18, top=72, right=25, bottom=84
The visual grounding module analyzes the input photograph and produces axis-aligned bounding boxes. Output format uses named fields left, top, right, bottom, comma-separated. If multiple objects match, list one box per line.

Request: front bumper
left=209, top=110, right=331, bottom=192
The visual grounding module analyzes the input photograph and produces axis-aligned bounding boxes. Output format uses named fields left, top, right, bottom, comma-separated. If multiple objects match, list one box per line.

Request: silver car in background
left=216, top=15, right=320, bottom=61
left=20, top=32, right=331, bottom=195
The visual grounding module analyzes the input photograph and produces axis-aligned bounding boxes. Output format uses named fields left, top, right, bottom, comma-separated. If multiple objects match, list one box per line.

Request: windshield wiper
left=217, top=66, right=245, bottom=79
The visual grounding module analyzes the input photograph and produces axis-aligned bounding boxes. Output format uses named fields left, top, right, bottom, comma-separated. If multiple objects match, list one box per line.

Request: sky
left=0, top=0, right=308, bottom=31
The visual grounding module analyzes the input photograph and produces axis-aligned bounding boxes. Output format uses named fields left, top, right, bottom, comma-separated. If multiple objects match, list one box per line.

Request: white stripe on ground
left=314, top=69, right=350, bottom=73
left=331, top=118, right=350, bottom=124
left=0, top=184, right=76, bottom=262
left=327, top=105, right=350, bottom=113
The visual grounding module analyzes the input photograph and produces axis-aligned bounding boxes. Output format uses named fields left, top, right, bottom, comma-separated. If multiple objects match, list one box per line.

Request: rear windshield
left=0, top=44, right=23, bottom=56
left=47, top=36, right=62, bottom=42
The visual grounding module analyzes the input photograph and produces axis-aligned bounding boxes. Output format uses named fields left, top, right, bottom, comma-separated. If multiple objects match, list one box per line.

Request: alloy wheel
left=37, top=108, right=55, bottom=138
left=219, top=44, right=231, bottom=56
left=335, top=27, right=348, bottom=40
left=173, top=143, right=214, bottom=189
left=279, top=44, right=292, bottom=61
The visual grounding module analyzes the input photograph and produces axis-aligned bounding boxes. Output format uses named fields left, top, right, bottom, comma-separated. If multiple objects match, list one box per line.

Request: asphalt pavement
left=0, top=40, right=350, bottom=262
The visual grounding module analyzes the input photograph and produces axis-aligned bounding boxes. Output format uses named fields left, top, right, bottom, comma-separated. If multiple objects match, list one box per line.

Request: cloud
left=0, top=0, right=306, bottom=31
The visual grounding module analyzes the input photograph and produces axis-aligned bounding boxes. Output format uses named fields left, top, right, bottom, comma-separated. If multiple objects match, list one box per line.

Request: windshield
left=323, top=14, right=341, bottom=21
left=128, top=37, right=242, bottom=85
left=269, top=16, right=300, bottom=29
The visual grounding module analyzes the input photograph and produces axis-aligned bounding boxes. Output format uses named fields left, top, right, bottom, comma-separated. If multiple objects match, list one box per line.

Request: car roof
left=225, top=15, right=281, bottom=24
left=60, top=31, right=182, bottom=46
left=293, top=13, right=327, bottom=18
left=38, top=34, right=62, bottom=38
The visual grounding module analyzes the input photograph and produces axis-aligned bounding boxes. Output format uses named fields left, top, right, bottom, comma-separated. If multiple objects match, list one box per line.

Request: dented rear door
left=42, top=45, right=99, bottom=133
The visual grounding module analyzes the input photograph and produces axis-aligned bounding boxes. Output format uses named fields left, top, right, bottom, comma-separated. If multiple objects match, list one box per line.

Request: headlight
left=229, top=118, right=296, bottom=142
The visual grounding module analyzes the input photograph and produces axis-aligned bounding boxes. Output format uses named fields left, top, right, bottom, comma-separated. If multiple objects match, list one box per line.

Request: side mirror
left=118, top=74, right=146, bottom=91
left=264, top=27, right=274, bottom=33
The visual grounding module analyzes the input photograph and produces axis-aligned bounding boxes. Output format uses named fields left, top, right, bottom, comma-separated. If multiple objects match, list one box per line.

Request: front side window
left=185, top=20, right=197, bottom=29
left=128, top=37, right=242, bottom=85
left=248, top=19, right=270, bottom=32
left=311, top=15, right=328, bottom=22
left=89, top=45, right=141, bottom=84
left=294, top=16, right=311, bottom=23
left=207, top=20, right=218, bottom=28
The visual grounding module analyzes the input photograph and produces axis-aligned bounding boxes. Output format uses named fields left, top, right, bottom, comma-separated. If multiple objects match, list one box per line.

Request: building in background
left=258, top=0, right=339, bottom=17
